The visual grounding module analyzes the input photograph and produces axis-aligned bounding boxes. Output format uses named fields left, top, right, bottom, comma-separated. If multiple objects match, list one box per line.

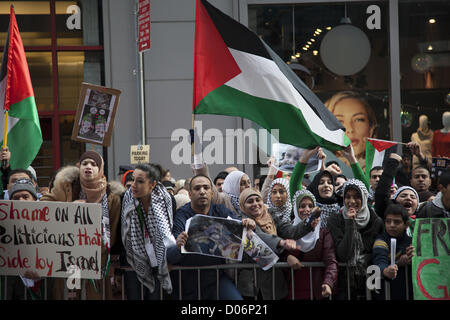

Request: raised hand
left=267, top=156, right=278, bottom=176
left=340, top=144, right=357, bottom=165
left=300, top=146, right=320, bottom=164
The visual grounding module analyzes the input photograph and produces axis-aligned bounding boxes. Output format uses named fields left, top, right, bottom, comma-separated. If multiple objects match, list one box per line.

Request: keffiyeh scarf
left=266, top=178, right=292, bottom=224
left=121, top=184, right=176, bottom=293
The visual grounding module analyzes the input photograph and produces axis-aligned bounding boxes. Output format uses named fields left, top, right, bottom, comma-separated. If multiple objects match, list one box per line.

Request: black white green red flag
left=0, top=6, right=42, bottom=171
left=192, top=0, right=350, bottom=151
left=365, top=138, right=398, bottom=180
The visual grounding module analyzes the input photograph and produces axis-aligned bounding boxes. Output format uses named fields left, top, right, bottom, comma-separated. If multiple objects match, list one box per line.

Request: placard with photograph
left=243, top=230, right=279, bottom=271
left=272, top=143, right=322, bottom=173
left=71, top=83, right=122, bottom=146
left=182, top=215, right=246, bottom=261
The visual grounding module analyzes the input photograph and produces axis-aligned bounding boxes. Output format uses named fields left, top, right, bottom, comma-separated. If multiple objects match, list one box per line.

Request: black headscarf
left=307, top=170, right=337, bottom=205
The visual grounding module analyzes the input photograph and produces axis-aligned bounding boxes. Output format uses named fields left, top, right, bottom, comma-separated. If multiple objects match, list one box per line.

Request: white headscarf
left=342, top=179, right=370, bottom=229
left=292, top=189, right=320, bottom=253
left=222, top=170, right=248, bottom=215
left=222, top=170, right=245, bottom=197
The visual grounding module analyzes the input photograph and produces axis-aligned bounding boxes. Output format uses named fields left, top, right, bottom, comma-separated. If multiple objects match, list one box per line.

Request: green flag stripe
left=194, top=84, right=351, bottom=152
left=365, top=140, right=376, bottom=181
left=8, top=96, right=40, bottom=124
left=2, top=118, right=42, bottom=170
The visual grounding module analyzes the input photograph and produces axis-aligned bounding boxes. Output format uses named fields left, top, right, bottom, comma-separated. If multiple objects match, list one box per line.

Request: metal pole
left=135, top=0, right=146, bottom=145
left=388, top=0, right=402, bottom=143
left=291, top=268, right=295, bottom=300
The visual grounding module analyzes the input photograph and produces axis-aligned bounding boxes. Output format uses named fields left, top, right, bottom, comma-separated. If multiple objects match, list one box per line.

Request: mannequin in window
left=432, top=111, right=450, bottom=158
left=411, top=114, right=433, bottom=167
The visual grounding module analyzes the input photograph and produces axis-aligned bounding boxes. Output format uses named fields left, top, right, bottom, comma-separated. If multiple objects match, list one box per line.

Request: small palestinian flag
left=192, top=0, right=350, bottom=152
left=365, top=138, right=398, bottom=181
left=0, top=6, right=42, bottom=172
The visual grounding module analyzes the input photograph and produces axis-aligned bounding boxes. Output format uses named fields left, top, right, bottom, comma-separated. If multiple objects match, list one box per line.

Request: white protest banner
left=0, top=200, right=102, bottom=279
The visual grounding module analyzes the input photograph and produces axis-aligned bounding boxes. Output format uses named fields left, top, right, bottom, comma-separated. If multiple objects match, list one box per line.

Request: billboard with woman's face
left=325, top=91, right=378, bottom=172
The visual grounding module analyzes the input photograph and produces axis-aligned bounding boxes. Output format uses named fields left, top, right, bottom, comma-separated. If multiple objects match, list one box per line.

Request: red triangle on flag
left=192, top=0, right=241, bottom=110
left=368, top=138, right=397, bottom=152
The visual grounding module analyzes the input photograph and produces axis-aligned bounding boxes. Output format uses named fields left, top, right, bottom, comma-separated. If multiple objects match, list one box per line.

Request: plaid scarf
left=121, top=184, right=176, bottom=294
left=266, top=178, right=292, bottom=224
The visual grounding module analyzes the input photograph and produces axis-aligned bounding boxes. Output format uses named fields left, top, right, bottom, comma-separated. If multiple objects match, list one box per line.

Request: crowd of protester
left=0, top=139, right=449, bottom=301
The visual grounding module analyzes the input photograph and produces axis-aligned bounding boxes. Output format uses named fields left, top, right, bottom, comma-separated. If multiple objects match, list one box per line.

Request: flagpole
left=368, top=137, right=409, bottom=146
left=191, top=113, right=195, bottom=158
left=2, top=111, right=8, bottom=167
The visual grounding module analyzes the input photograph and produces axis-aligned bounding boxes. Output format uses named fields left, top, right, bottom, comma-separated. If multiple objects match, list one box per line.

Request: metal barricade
left=0, top=263, right=412, bottom=300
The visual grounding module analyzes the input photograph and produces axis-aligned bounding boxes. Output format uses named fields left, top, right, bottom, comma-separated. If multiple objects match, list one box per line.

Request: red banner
left=138, top=0, right=150, bottom=52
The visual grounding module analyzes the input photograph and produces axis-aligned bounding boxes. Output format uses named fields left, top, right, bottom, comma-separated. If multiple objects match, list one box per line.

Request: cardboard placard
left=0, top=200, right=102, bottom=279
left=130, top=145, right=150, bottom=164
left=71, top=83, right=121, bottom=146
left=412, top=218, right=450, bottom=300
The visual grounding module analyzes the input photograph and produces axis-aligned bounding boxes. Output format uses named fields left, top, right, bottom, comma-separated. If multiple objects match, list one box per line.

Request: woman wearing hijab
left=260, top=157, right=292, bottom=223
left=285, top=189, right=338, bottom=300
left=121, top=164, right=176, bottom=299
left=236, top=188, right=316, bottom=299
left=265, top=178, right=293, bottom=224
left=327, top=179, right=383, bottom=300
left=40, top=151, right=125, bottom=299
left=290, top=145, right=369, bottom=229
left=221, top=170, right=251, bottom=218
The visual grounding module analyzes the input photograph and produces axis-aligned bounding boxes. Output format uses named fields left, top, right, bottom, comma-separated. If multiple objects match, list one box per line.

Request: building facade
left=1, top=0, right=449, bottom=185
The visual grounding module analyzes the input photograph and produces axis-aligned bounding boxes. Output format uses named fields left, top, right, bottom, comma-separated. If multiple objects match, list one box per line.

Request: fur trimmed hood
left=52, top=165, right=126, bottom=196
left=54, top=165, right=80, bottom=185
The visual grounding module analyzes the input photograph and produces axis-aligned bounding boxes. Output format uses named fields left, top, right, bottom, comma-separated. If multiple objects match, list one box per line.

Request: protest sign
left=130, top=144, right=150, bottom=164
left=243, top=230, right=278, bottom=271
left=272, top=143, right=321, bottom=173
left=71, top=83, right=121, bottom=147
left=412, top=218, right=450, bottom=300
left=0, top=200, right=102, bottom=279
left=182, top=215, right=245, bottom=261
left=431, top=157, right=450, bottom=179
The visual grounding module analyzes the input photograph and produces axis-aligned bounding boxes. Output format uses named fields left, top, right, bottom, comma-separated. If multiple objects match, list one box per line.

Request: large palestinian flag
left=0, top=6, right=42, bottom=171
left=193, top=0, right=350, bottom=151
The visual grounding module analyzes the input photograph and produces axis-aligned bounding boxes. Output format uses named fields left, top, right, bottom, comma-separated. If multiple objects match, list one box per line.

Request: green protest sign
left=412, top=218, right=450, bottom=300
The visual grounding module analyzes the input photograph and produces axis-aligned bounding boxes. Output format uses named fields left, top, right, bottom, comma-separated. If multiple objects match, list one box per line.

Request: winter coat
left=284, top=228, right=338, bottom=300
left=40, top=166, right=125, bottom=300
left=372, top=231, right=413, bottom=300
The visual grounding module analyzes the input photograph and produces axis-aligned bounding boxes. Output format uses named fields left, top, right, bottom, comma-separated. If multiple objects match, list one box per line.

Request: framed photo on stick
left=71, top=83, right=122, bottom=146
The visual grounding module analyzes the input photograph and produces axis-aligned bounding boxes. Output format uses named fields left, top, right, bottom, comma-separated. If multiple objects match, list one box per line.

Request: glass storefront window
left=249, top=2, right=390, bottom=172
left=58, top=51, right=84, bottom=110
left=0, top=1, right=51, bottom=46
left=27, top=51, right=54, bottom=112
left=399, top=0, right=450, bottom=164
left=60, top=114, right=84, bottom=166
left=58, top=51, right=103, bottom=110
left=31, top=117, right=53, bottom=188
left=56, top=0, right=102, bottom=46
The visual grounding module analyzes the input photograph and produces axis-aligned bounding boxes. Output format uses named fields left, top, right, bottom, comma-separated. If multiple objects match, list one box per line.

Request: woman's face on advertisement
left=333, top=98, right=372, bottom=157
